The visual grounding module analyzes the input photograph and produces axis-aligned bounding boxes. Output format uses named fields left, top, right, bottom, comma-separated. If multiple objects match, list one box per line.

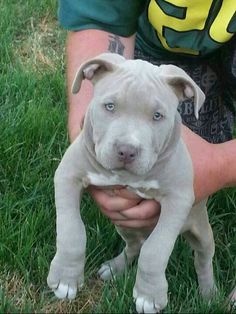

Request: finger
left=99, top=200, right=160, bottom=221
left=100, top=206, right=129, bottom=221
left=110, top=200, right=160, bottom=229
left=113, top=199, right=161, bottom=220
left=101, top=204, right=159, bottom=228
left=88, top=187, right=140, bottom=211
left=88, top=185, right=141, bottom=200
left=113, top=188, right=141, bottom=200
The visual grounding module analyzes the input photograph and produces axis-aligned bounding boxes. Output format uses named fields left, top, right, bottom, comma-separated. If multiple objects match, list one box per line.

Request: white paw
left=133, top=289, right=161, bottom=313
left=98, top=264, right=114, bottom=281
left=54, top=283, right=77, bottom=300
left=48, top=276, right=84, bottom=300
left=47, top=255, right=84, bottom=300
left=47, top=271, right=84, bottom=299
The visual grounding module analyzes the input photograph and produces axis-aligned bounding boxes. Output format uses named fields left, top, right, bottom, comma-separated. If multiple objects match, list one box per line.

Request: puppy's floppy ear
left=160, top=64, right=205, bottom=119
left=72, top=53, right=126, bottom=94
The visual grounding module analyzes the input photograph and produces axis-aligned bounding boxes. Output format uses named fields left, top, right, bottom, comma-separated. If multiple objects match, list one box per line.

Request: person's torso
left=138, top=0, right=236, bottom=57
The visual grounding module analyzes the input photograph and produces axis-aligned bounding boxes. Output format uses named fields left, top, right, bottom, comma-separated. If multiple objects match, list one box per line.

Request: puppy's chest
left=83, top=171, right=162, bottom=200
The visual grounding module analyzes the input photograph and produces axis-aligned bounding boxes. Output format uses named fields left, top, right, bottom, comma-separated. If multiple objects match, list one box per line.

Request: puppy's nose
left=116, top=144, right=138, bottom=163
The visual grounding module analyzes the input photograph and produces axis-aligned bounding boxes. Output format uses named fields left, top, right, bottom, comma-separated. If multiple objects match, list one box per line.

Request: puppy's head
left=72, top=53, right=205, bottom=176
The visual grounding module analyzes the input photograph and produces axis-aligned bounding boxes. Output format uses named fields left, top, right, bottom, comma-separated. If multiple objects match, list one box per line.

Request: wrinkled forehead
left=94, top=62, right=178, bottom=112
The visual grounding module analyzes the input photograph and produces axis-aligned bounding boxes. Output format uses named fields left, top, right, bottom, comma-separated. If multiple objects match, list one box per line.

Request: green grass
left=0, top=1, right=236, bottom=313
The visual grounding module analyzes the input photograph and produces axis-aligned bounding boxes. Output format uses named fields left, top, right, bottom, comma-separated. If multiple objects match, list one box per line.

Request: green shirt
left=58, top=0, right=236, bottom=57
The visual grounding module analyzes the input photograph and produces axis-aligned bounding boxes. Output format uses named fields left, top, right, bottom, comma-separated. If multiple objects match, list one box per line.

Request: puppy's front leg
left=133, top=195, right=194, bottom=313
left=47, top=145, right=86, bottom=300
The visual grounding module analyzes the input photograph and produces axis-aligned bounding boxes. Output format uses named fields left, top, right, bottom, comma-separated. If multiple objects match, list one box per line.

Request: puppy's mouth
left=110, top=160, right=151, bottom=176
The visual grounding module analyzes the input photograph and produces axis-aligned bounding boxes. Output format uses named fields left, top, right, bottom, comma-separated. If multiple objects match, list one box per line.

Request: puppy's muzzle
left=116, top=143, right=139, bottom=164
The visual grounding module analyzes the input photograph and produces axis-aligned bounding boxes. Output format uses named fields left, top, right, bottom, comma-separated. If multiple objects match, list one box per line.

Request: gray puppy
left=47, top=53, right=217, bottom=313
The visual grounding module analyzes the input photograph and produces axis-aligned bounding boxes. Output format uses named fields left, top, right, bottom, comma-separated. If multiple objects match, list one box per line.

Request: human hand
left=88, top=185, right=161, bottom=228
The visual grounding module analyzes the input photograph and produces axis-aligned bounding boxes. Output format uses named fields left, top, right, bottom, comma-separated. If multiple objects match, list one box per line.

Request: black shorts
left=134, top=38, right=236, bottom=144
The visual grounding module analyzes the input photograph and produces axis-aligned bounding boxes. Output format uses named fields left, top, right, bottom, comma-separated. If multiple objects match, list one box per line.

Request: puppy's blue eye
left=104, top=103, right=115, bottom=112
left=153, top=112, right=163, bottom=121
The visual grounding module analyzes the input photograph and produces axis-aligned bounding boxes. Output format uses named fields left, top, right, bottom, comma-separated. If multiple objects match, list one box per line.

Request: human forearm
left=182, top=126, right=236, bottom=202
left=217, top=138, right=236, bottom=187
left=66, top=29, right=136, bottom=141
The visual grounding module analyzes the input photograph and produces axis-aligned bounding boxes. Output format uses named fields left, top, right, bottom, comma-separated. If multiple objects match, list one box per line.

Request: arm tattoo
left=108, top=35, right=125, bottom=55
